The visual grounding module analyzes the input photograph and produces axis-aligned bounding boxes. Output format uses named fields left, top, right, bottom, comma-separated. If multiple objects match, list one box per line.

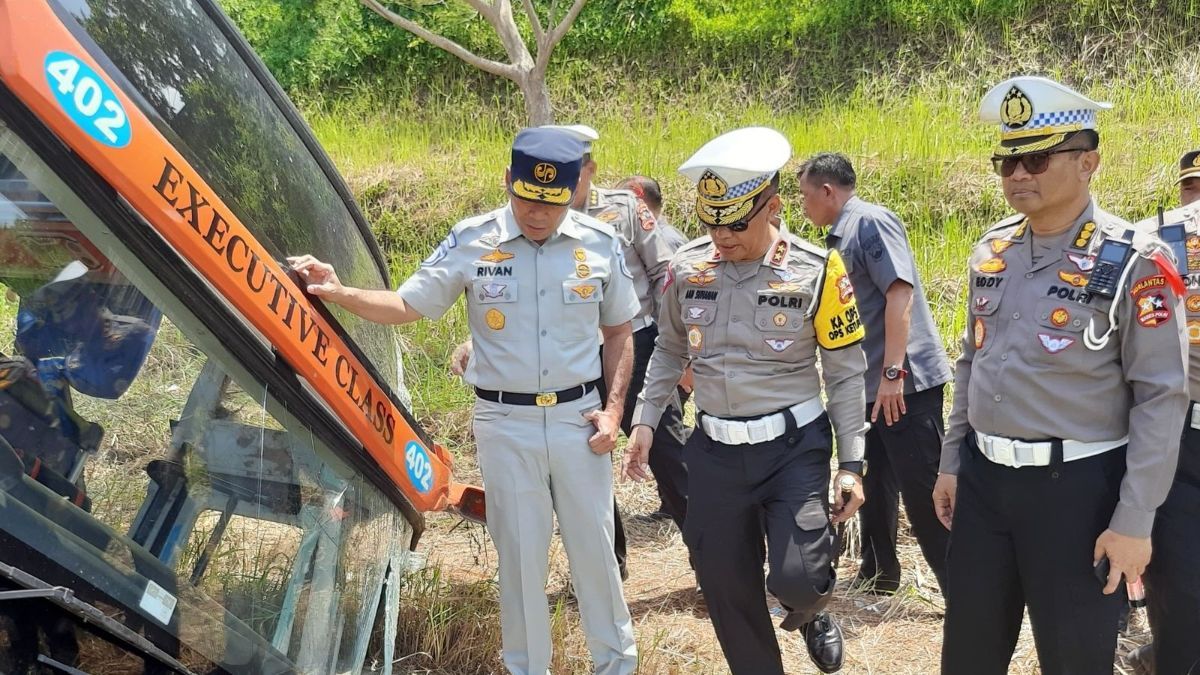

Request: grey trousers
left=474, top=390, right=637, bottom=675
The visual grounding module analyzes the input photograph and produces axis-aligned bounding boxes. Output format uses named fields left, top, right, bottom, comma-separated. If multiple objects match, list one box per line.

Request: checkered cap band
left=1006, top=109, right=1096, bottom=133
left=724, top=174, right=769, bottom=199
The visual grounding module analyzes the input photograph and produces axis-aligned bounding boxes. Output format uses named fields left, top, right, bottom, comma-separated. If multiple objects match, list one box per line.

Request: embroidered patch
left=814, top=250, right=865, bottom=349
left=1050, top=308, right=1070, bottom=327
left=990, top=239, right=1014, bottom=254
left=1136, top=292, right=1171, bottom=327
left=485, top=308, right=505, bottom=330
left=574, top=247, right=587, bottom=262
left=687, top=270, right=717, bottom=286
left=837, top=275, right=854, bottom=303
left=571, top=284, right=597, bottom=300
left=688, top=325, right=703, bottom=350
left=978, top=257, right=1006, bottom=274
left=1038, top=333, right=1075, bottom=353
left=1131, top=275, right=1168, bottom=297
left=974, top=296, right=990, bottom=313
left=768, top=280, right=805, bottom=292
left=694, top=261, right=720, bottom=273
left=479, top=249, right=514, bottom=264
left=687, top=306, right=707, bottom=321
left=596, top=209, right=620, bottom=223
left=1188, top=236, right=1200, bottom=271
left=773, top=268, right=800, bottom=282
left=973, top=317, right=985, bottom=349
left=576, top=263, right=591, bottom=279
left=479, top=231, right=501, bottom=248
left=764, top=338, right=795, bottom=352
left=1065, top=252, right=1095, bottom=272
left=421, top=232, right=459, bottom=267
left=1187, top=294, right=1200, bottom=313
left=1189, top=320, right=1200, bottom=345
left=773, top=312, right=788, bottom=327
left=481, top=282, right=507, bottom=299
left=1057, top=270, right=1088, bottom=288
left=636, top=201, right=656, bottom=231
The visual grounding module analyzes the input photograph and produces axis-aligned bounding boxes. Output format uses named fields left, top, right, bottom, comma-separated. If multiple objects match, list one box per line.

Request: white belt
left=1191, top=402, right=1200, bottom=430
left=631, top=315, right=655, bottom=332
left=701, top=397, right=825, bottom=446
left=975, top=431, right=1127, bottom=468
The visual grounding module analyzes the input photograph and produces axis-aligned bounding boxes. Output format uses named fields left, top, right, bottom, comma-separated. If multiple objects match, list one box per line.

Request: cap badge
left=1001, top=86, right=1034, bottom=128
left=698, top=170, right=729, bottom=199
left=533, top=162, right=558, bottom=184
left=1193, top=155, right=1200, bottom=168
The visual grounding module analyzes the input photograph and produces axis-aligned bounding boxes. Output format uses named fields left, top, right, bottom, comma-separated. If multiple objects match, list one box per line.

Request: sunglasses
left=703, top=193, right=772, bottom=232
left=992, top=148, right=1088, bottom=177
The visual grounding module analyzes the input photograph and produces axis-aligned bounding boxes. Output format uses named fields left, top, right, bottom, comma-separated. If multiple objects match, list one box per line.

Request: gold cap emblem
left=533, top=162, right=558, bottom=184
left=1001, top=86, right=1034, bottom=128
left=698, top=170, right=728, bottom=199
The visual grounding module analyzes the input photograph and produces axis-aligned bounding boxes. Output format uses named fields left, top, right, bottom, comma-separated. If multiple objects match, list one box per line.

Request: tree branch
left=361, top=0, right=518, bottom=79
left=537, top=0, right=587, bottom=69
left=519, top=0, right=545, bottom=43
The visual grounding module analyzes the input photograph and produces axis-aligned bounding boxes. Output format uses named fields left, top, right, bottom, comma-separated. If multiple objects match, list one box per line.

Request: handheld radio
left=1084, top=237, right=1134, bottom=298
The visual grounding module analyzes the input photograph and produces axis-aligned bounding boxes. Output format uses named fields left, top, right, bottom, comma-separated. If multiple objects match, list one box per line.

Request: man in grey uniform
left=1130, top=157, right=1200, bottom=675
left=625, top=127, right=869, bottom=675
left=798, top=152, right=953, bottom=593
left=289, top=128, right=639, bottom=675
left=932, top=76, right=1189, bottom=675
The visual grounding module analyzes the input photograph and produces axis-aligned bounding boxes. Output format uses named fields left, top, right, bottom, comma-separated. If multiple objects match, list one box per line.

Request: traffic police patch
left=1065, top=252, right=1095, bottom=272
left=978, top=257, right=1007, bottom=273
left=814, top=250, right=865, bottom=350
left=764, top=338, right=795, bottom=352
left=1136, top=292, right=1171, bottom=327
left=974, top=317, right=985, bottom=349
left=1038, top=333, right=1075, bottom=353
left=1058, top=270, right=1088, bottom=288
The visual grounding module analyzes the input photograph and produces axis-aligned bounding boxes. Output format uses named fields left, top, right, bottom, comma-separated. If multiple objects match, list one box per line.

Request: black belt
left=475, top=380, right=600, bottom=407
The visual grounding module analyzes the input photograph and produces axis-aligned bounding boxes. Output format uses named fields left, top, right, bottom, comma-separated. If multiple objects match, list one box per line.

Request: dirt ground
left=402, top=450, right=1153, bottom=675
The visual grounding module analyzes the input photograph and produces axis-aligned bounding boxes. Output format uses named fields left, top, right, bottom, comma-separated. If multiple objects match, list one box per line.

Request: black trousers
left=1145, top=412, right=1200, bottom=675
left=859, top=385, right=949, bottom=589
left=941, top=433, right=1126, bottom=675
left=684, top=412, right=835, bottom=675
left=599, top=324, right=691, bottom=576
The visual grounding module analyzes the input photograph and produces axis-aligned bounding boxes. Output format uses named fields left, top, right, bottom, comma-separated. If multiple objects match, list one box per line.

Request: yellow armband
left=814, top=250, right=865, bottom=350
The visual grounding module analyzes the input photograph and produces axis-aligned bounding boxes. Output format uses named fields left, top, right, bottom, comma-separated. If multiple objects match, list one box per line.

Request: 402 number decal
left=44, top=51, right=131, bottom=148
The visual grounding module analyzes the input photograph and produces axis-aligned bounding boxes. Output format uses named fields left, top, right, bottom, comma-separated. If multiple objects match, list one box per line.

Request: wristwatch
left=883, top=365, right=908, bottom=381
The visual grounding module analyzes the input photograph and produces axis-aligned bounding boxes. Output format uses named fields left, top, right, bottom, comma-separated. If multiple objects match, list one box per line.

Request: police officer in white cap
left=290, top=127, right=639, bottom=675
left=933, top=76, right=1189, bottom=674
left=625, top=127, right=869, bottom=674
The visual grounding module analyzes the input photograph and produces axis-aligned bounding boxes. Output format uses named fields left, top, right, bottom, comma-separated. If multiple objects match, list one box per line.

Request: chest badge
left=1058, top=270, right=1088, bottom=288
left=978, top=257, right=1007, bottom=274
left=688, top=325, right=704, bottom=350
left=571, top=284, right=597, bottom=300
left=1050, top=308, right=1070, bottom=327
left=687, top=270, right=717, bottom=286
left=973, top=296, right=990, bottom=313
left=1186, top=294, right=1200, bottom=313
left=687, top=306, right=708, bottom=321
left=973, top=317, right=985, bottom=349
left=576, top=263, right=592, bottom=279
left=485, top=308, right=506, bottom=330
left=1038, top=333, right=1075, bottom=353
left=480, top=249, right=514, bottom=264
left=1188, top=320, right=1200, bottom=345
left=764, top=338, right=795, bottom=352
left=481, top=282, right=507, bottom=299
left=773, top=312, right=788, bottom=327
left=1065, top=252, right=1095, bottom=272
left=574, top=247, right=586, bottom=262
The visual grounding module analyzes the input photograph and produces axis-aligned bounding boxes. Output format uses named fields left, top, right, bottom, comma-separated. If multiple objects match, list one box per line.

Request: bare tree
left=360, top=0, right=588, bottom=125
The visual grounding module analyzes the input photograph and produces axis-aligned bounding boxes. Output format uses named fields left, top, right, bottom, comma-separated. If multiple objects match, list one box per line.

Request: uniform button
left=1025, top=272, right=1034, bottom=279
left=1072, top=319, right=1081, bottom=327
left=736, top=283, right=743, bottom=289
left=542, top=369, right=549, bottom=375
left=541, top=330, right=547, bottom=336
left=1001, top=353, right=1008, bottom=360
left=1012, top=312, right=1020, bottom=320
left=1040, top=313, right=1048, bottom=319
left=540, top=289, right=546, bottom=296
left=994, top=394, right=1002, bottom=402
left=732, top=316, right=740, bottom=323
left=538, top=249, right=544, bottom=255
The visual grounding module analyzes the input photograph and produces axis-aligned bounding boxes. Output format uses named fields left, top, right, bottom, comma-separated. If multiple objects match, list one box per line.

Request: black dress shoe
left=852, top=571, right=901, bottom=595
left=799, top=611, right=844, bottom=673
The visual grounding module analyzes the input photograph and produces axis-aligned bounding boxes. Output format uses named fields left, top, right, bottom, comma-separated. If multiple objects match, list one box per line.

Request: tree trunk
left=518, top=71, right=554, bottom=126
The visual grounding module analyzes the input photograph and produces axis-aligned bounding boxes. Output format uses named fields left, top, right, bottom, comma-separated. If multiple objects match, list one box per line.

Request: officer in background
left=798, top=152, right=953, bottom=594
left=1129, top=152, right=1200, bottom=675
left=932, top=76, right=1189, bottom=675
left=625, top=127, right=869, bottom=675
left=290, top=128, right=639, bottom=675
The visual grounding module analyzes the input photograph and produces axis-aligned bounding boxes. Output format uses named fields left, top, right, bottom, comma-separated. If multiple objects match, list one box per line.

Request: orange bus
left=0, top=1, right=480, bottom=672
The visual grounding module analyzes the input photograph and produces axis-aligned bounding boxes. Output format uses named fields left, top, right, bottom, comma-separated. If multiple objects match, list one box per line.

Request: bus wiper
left=0, top=561, right=196, bottom=675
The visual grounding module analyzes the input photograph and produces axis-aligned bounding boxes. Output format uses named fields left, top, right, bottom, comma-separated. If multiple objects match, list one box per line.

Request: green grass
left=308, top=67, right=1200, bottom=429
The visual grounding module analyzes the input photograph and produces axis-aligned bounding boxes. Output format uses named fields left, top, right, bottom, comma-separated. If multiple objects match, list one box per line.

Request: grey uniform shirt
left=632, top=221, right=870, bottom=462
left=398, top=204, right=640, bottom=392
left=1134, top=203, right=1200, bottom=401
left=942, top=201, right=1189, bottom=537
left=825, top=196, right=952, bottom=398
left=585, top=187, right=677, bottom=323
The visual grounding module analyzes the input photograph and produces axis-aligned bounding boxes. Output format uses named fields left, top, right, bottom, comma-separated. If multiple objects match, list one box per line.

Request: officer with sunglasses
left=1128, top=156, right=1200, bottom=675
left=624, top=126, right=869, bottom=675
left=932, top=76, right=1189, bottom=674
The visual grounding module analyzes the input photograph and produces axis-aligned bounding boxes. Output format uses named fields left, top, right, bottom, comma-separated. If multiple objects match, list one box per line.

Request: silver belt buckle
left=990, top=437, right=1016, bottom=467
left=728, top=422, right=750, bottom=445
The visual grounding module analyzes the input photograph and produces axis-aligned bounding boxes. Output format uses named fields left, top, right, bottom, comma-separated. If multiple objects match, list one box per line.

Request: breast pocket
left=469, top=279, right=519, bottom=341
left=1031, top=298, right=1098, bottom=369
left=969, top=279, right=1005, bottom=354
left=681, top=302, right=716, bottom=356
left=748, top=306, right=808, bottom=361
left=556, top=279, right=603, bottom=341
